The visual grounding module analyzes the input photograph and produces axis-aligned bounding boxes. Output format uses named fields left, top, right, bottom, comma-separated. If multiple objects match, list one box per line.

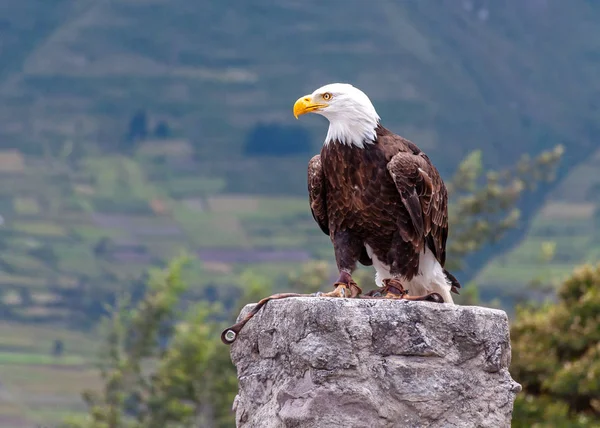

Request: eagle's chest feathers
left=321, top=141, right=399, bottom=234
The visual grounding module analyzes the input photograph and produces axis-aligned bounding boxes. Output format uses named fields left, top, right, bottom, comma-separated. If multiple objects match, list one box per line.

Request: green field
left=0, top=151, right=331, bottom=328
left=0, top=323, right=100, bottom=427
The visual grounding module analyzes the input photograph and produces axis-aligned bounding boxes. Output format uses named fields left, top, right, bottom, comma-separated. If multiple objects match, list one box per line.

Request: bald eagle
left=294, top=83, right=460, bottom=303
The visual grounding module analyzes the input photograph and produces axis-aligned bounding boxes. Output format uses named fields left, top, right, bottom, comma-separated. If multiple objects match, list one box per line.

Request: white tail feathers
left=365, top=244, right=454, bottom=304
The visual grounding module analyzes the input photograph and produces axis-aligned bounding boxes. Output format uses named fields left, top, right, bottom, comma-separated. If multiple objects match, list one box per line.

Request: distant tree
left=287, top=260, right=330, bottom=294
left=129, top=275, right=148, bottom=305
left=28, top=244, right=59, bottom=267
left=0, top=289, right=9, bottom=316
left=52, top=339, right=65, bottom=358
left=446, top=145, right=564, bottom=271
left=61, top=256, right=237, bottom=428
left=93, top=237, right=114, bottom=258
left=126, top=110, right=148, bottom=144
left=17, top=288, right=33, bottom=306
left=511, top=263, right=600, bottom=427
left=243, top=122, right=312, bottom=156
left=153, top=121, right=171, bottom=139
left=67, top=280, right=119, bottom=329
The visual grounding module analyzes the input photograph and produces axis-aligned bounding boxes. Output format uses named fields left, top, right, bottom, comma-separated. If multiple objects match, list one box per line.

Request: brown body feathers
left=308, top=125, right=459, bottom=293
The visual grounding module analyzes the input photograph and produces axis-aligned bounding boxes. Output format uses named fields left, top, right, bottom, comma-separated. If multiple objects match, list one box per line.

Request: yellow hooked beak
left=293, top=95, right=328, bottom=119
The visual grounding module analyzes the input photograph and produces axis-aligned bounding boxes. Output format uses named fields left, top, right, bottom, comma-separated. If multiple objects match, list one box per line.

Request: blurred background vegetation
left=0, top=0, right=599, bottom=426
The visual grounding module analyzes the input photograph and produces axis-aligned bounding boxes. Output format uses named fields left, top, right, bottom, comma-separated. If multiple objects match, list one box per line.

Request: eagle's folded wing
left=386, top=151, right=449, bottom=268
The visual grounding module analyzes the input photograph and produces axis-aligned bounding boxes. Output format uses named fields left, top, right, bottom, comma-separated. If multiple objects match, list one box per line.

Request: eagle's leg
left=315, top=231, right=364, bottom=298
left=367, top=279, right=444, bottom=303
left=316, top=271, right=362, bottom=298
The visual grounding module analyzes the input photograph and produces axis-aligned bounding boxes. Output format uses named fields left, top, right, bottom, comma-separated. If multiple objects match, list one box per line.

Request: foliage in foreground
left=61, top=256, right=237, bottom=428
left=511, top=263, right=600, bottom=427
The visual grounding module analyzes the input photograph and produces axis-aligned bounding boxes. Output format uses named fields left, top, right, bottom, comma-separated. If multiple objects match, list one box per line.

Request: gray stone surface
left=230, top=298, right=521, bottom=428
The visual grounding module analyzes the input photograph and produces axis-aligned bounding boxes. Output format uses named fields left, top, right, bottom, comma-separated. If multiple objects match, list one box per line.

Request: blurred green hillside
left=0, top=1, right=600, bottom=426
left=1, top=0, right=600, bottom=273
left=1, top=1, right=599, bottom=168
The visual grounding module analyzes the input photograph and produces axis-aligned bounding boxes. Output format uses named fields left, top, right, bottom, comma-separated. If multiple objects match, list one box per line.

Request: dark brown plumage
left=308, top=125, right=460, bottom=294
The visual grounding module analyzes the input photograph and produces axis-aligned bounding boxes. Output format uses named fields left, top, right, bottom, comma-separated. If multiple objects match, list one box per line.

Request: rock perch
left=230, top=298, right=521, bottom=428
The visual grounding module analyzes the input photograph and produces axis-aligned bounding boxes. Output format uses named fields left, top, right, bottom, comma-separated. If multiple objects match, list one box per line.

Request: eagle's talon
left=400, top=292, right=446, bottom=303
left=316, top=280, right=361, bottom=298
left=366, top=279, right=409, bottom=299
left=316, top=282, right=350, bottom=298
left=424, top=292, right=444, bottom=303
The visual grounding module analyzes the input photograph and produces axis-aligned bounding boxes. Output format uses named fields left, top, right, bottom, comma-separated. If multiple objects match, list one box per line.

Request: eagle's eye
left=322, top=92, right=332, bottom=101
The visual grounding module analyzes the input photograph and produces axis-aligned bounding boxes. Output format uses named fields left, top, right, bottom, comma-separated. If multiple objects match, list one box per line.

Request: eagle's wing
left=307, top=155, right=329, bottom=236
left=387, top=150, right=448, bottom=267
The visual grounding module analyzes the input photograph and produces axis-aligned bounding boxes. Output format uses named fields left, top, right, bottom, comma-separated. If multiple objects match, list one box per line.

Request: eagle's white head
left=293, top=83, right=380, bottom=149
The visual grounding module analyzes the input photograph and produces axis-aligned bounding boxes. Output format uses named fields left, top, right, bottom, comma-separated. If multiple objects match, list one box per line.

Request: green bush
left=511, top=264, right=600, bottom=427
